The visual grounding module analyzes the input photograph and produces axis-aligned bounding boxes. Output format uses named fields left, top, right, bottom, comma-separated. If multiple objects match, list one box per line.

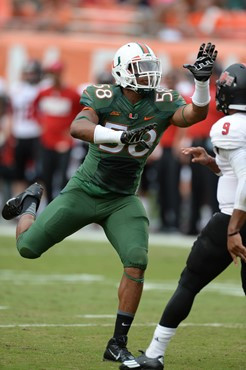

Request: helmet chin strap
left=136, top=88, right=152, bottom=95
left=125, top=85, right=153, bottom=95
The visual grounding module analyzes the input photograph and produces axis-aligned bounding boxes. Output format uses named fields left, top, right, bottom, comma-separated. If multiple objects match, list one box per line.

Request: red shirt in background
left=34, top=85, right=81, bottom=151
left=160, top=124, right=179, bottom=148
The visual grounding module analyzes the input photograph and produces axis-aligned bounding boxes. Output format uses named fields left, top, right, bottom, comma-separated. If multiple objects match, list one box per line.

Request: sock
left=145, top=325, right=176, bottom=358
left=113, top=311, right=134, bottom=338
left=21, top=196, right=38, bottom=217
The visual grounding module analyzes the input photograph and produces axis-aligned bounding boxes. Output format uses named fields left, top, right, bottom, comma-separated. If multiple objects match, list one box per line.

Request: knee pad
left=124, top=247, right=148, bottom=270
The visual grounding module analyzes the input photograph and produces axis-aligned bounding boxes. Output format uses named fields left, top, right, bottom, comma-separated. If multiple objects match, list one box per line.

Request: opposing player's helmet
left=112, top=42, right=162, bottom=92
left=216, top=63, right=246, bottom=114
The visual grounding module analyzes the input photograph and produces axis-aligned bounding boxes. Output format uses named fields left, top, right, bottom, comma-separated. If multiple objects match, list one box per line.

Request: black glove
left=183, top=42, right=218, bottom=81
left=120, top=123, right=157, bottom=147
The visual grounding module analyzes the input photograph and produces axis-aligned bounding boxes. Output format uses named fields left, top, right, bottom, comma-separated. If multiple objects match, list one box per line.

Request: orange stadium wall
left=0, top=32, right=245, bottom=88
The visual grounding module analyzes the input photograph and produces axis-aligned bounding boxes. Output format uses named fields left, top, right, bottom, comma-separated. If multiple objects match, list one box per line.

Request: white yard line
left=0, top=323, right=245, bottom=329
left=0, top=270, right=243, bottom=296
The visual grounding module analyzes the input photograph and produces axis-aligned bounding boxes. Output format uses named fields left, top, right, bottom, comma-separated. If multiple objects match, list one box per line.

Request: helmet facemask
left=126, top=57, right=161, bottom=92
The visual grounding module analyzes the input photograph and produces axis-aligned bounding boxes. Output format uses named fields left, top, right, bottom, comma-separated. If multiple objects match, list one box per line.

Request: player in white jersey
left=9, top=60, right=43, bottom=195
left=120, top=63, right=246, bottom=370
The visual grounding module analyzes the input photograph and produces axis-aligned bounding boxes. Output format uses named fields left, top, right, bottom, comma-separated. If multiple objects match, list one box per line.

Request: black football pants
left=160, top=212, right=246, bottom=328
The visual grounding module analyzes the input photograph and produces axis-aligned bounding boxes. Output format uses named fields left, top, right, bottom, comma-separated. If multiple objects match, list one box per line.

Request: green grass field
left=0, top=232, right=245, bottom=370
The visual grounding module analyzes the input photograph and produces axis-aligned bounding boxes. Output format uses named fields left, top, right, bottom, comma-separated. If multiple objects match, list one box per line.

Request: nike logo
left=154, top=336, right=165, bottom=343
left=108, top=348, right=120, bottom=360
left=122, top=322, right=130, bottom=327
left=144, top=116, right=155, bottom=121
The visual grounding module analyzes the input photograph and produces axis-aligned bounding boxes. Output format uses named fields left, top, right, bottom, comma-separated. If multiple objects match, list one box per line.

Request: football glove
left=120, top=123, right=157, bottom=148
left=183, top=42, right=218, bottom=81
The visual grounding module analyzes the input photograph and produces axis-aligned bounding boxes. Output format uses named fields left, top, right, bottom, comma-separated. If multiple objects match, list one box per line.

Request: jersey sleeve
left=80, top=85, right=97, bottom=111
left=80, top=84, right=115, bottom=114
left=154, top=88, right=187, bottom=115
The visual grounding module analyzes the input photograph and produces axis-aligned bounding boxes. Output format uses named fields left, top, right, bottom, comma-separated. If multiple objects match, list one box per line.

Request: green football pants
left=17, top=178, right=149, bottom=270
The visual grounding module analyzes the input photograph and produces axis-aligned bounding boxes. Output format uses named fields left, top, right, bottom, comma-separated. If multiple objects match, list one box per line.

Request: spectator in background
left=152, top=0, right=196, bottom=40
left=9, top=60, right=43, bottom=196
left=0, top=78, right=13, bottom=206
left=33, top=60, right=81, bottom=203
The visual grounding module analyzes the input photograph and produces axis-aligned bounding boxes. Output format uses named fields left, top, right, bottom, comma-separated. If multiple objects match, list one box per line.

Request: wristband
left=228, top=231, right=240, bottom=237
left=191, top=79, right=210, bottom=107
left=94, top=125, right=123, bottom=144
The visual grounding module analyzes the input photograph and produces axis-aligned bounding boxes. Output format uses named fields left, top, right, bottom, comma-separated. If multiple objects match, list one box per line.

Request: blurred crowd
left=0, top=0, right=246, bottom=39
left=0, top=56, right=224, bottom=235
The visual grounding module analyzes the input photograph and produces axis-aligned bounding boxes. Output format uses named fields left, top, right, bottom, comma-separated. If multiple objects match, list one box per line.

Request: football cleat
left=103, top=335, right=134, bottom=363
left=2, top=183, right=43, bottom=220
left=119, top=351, right=164, bottom=370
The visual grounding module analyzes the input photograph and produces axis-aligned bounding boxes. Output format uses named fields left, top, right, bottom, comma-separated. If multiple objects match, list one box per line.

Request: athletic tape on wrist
left=94, top=125, right=123, bottom=144
left=192, top=79, right=210, bottom=107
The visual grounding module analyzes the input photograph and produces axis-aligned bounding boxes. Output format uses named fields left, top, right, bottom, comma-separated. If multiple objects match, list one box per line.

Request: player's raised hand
left=121, top=123, right=157, bottom=147
left=183, top=42, right=218, bottom=81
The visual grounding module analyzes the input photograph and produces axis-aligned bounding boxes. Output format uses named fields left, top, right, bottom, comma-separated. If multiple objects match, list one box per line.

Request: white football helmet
left=112, top=42, right=162, bottom=92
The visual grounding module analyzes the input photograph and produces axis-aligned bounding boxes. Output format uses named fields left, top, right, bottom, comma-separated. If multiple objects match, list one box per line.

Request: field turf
left=0, top=232, right=245, bottom=370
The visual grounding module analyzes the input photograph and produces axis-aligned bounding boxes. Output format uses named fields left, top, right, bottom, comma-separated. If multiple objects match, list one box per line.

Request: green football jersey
left=74, top=84, right=186, bottom=195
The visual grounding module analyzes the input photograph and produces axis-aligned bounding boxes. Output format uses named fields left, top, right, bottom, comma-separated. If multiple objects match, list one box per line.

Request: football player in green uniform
left=2, top=41, right=217, bottom=364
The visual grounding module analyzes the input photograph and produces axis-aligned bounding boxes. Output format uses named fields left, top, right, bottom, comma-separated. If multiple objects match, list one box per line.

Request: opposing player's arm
left=181, top=146, right=221, bottom=174
left=171, top=42, right=218, bottom=128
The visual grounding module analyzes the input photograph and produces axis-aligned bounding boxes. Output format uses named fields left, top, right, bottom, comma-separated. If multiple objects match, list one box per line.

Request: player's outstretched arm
left=181, top=146, right=221, bottom=174
left=70, top=109, right=99, bottom=142
left=171, top=42, right=218, bottom=127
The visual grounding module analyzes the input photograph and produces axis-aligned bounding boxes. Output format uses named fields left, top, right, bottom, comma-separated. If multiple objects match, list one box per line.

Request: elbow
left=70, top=121, right=80, bottom=139
left=199, top=110, right=208, bottom=121
left=192, top=106, right=209, bottom=123
left=70, top=123, right=76, bottom=138
left=70, top=120, right=94, bottom=142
